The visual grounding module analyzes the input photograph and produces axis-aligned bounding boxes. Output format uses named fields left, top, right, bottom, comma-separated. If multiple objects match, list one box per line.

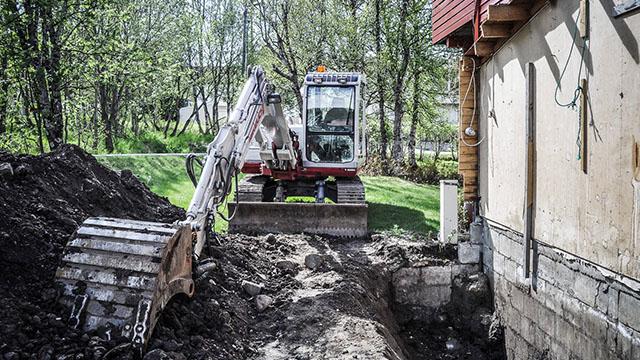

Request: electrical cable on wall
left=460, top=56, right=485, bottom=147
left=553, top=7, right=588, bottom=160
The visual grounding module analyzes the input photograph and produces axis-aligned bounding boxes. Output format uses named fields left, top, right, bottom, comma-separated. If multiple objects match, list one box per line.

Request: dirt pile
left=0, top=145, right=184, bottom=358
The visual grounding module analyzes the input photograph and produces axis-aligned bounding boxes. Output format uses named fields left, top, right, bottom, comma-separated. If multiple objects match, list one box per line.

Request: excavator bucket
left=228, top=202, right=368, bottom=238
left=55, top=217, right=194, bottom=350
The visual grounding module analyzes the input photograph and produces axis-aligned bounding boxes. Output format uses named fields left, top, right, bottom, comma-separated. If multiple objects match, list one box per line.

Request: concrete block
left=573, top=274, right=600, bottom=307
left=550, top=340, right=569, bottom=360
left=451, top=264, right=480, bottom=278
left=416, top=285, right=451, bottom=308
left=521, top=293, right=539, bottom=322
left=609, top=287, right=620, bottom=321
left=482, top=245, right=493, bottom=268
left=542, top=281, right=564, bottom=316
left=503, top=236, right=523, bottom=263
left=420, top=266, right=452, bottom=286
left=581, top=307, right=610, bottom=342
left=554, top=317, right=577, bottom=350
left=493, top=251, right=506, bottom=276
left=595, top=283, right=610, bottom=314
left=561, top=295, right=587, bottom=328
left=536, top=300, right=556, bottom=336
left=631, top=336, right=640, bottom=360
left=458, top=242, right=482, bottom=264
left=469, top=220, right=483, bottom=244
left=519, top=316, right=534, bottom=343
left=575, top=331, right=598, bottom=360
left=392, top=266, right=452, bottom=307
left=620, top=291, right=640, bottom=331
left=615, top=323, right=633, bottom=360
left=504, top=258, right=518, bottom=284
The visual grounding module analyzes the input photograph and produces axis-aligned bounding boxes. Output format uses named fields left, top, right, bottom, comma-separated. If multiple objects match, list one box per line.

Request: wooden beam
left=579, top=0, right=589, bottom=39
left=580, top=78, right=588, bottom=174
left=473, top=41, right=495, bottom=57
left=481, top=23, right=512, bottom=39
left=487, top=4, right=530, bottom=22
left=523, top=62, right=536, bottom=281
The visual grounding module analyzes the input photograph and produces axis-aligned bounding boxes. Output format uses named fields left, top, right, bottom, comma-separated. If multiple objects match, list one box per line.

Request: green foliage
left=363, top=153, right=459, bottom=184
left=112, top=131, right=211, bottom=154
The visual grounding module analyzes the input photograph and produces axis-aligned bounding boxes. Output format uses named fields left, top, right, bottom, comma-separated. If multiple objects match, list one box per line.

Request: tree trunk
left=99, top=84, right=115, bottom=152
left=374, top=0, right=387, bottom=159
left=407, top=70, right=420, bottom=167
left=0, top=58, right=8, bottom=134
left=390, top=0, right=411, bottom=166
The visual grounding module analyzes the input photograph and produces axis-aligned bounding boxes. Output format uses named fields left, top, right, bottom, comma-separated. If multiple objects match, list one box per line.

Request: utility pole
left=241, top=6, right=248, bottom=72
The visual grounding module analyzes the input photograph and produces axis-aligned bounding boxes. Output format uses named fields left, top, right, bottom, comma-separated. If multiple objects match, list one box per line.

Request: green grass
left=98, top=157, right=439, bottom=235
left=361, top=176, right=439, bottom=235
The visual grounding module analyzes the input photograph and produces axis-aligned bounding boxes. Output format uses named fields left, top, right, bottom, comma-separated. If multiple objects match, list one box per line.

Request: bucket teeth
left=55, top=217, right=194, bottom=350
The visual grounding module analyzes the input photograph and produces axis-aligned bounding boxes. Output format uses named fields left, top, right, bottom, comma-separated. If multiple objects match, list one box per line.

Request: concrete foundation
left=483, top=221, right=640, bottom=359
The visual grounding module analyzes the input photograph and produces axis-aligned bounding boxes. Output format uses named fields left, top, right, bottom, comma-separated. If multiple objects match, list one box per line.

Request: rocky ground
left=0, top=146, right=504, bottom=359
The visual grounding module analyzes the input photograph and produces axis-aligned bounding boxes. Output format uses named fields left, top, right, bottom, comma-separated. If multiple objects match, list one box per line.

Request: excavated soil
left=0, top=146, right=504, bottom=359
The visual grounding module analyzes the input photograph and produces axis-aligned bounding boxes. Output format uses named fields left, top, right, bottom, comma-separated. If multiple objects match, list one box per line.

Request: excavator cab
left=302, top=69, right=366, bottom=170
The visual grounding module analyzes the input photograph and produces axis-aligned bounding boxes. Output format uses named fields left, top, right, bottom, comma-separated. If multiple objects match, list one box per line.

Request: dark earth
left=0, top=145, right=504, bottom=359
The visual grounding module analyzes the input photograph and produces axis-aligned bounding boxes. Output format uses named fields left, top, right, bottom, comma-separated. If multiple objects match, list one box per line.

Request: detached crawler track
left=56, top=217, right=194, bottom=350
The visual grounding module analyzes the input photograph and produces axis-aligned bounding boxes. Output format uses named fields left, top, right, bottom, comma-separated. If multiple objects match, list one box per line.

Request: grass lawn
left=98, top=156, right=439, bottom=235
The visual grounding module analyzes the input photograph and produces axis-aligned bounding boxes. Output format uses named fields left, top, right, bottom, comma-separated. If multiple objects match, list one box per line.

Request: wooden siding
left=458, top=56, right=478, bottom=201
left=432, top=0, right=509, bottom=44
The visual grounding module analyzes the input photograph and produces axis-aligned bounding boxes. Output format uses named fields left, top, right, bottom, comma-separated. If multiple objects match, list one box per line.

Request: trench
left=186, top=233, right=509, bottom=360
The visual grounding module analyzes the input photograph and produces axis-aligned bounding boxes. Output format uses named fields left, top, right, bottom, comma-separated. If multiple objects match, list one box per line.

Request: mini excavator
left=55, top=65, right=368, bottom=351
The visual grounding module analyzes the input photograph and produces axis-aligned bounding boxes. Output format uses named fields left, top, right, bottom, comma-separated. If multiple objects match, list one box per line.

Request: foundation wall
left=483, top=222, right=640, bottom=359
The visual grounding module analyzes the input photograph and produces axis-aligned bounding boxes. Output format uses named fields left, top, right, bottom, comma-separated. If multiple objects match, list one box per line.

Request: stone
left=242, top=280, right=263, bottom=296
left=458, top=242, right=481, bottom=264
left=305, top=254, right=323, bottom=270
left=573, top=274, right=599, bottom=307
left=266, top=234, right=277, bottom=244
left=619, top=291, right=640, bottom=332
left=196, top=261, right=217, bottom=275
left=255, top=294, right=273, bottom=312
left=0, top=162, right=13, bottom=177
left=276, top=260, right=297, bottom=271
left=162, top=339, right=180, bottom=352
left=3, top=352, right=18, bottom=360
left=144, top=349, right=171, bottom=360
left=445, top=337, right=460, bottom=352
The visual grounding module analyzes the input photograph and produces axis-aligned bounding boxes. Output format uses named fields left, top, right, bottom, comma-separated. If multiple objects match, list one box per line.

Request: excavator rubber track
left=229, top=175, right=368, bottom=238
left=55, top=217, right=194, bottom=350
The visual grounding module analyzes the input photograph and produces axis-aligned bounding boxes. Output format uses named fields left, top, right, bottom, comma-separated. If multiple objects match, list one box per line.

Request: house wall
left=476, top=0, right=640, bottom=358
left=478, top=0, right=640, bottom=281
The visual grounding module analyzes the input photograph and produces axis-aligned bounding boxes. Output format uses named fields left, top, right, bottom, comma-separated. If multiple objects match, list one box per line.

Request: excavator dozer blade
left=55, top=217, right=194, bottom=351
left=228, top=202, right=368, bottom=238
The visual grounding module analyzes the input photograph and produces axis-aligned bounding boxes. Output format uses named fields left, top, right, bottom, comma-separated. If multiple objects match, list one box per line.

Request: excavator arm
left=54, top=66, right=294, bottom=352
